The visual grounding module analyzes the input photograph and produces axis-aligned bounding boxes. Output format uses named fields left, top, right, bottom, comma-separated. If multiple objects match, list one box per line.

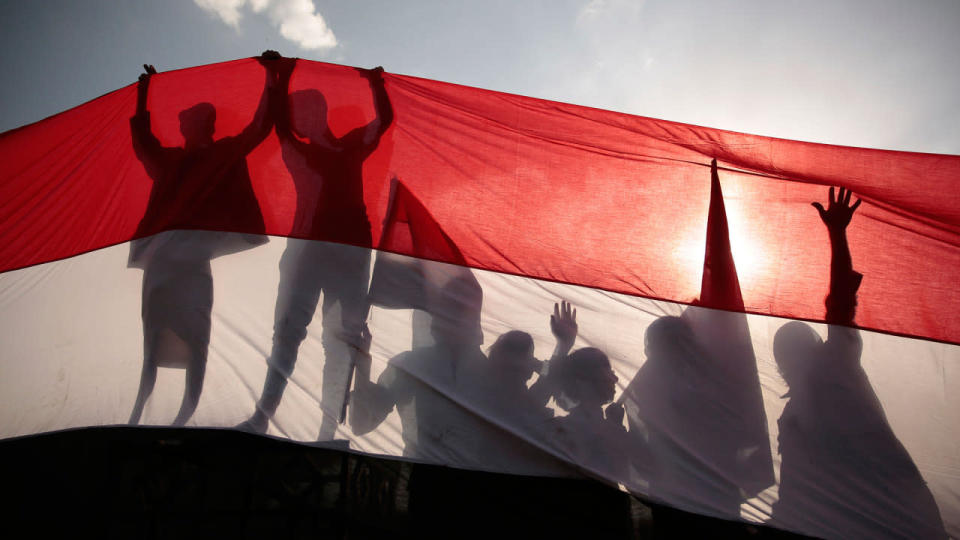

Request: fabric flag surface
left=0, top=55, right=957, bottom=539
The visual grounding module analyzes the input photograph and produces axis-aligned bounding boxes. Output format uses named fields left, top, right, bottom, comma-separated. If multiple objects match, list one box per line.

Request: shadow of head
left=774, top=321, right=823, bottom=388
left=289, top=89, right=329, bottom=143
left=644, top=316, right=697, bottom=368
left=555, top=347, right=617, bottom=409
left=178, top=103, right=216, bottom=148
left=430, top=275, right=484, bottom=347
left=489, top=330, right=539, bottom=381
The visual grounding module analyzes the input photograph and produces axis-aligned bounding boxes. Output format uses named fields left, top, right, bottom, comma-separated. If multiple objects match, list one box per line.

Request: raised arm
left=528, top=301, right=578, bottom=407
left=235, top=50, right=285, bottom=154
left=350, top=66, right=394, bottom=148
left=549, top=300, right=578, bottom=361
left=812, top=186, right=863, bottom=325
left=130, top=64, right=166, bottom=171
left=135, top=64, right=157, bottom=116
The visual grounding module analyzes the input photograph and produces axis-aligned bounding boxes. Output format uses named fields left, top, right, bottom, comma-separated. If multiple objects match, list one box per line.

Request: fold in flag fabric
left=368, top=178, right=484, bottom=347
left=0, top=56, right=957, bottom=539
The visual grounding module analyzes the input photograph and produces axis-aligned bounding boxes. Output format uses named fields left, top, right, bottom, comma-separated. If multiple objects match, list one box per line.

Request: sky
left=1, top=0, right=958, bottom=154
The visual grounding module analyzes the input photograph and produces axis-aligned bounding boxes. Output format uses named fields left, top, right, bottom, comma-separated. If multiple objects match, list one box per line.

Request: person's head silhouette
left=554, top=347, right=617, bottom=411
left=489, top=330, right=540, bottom=383
left=773, top=321, right=822, bottom=389
left=289, top=89, right=328, bottom=143
left=430, top=275, right=483, bottom=347
left=178, top=103, right=216, bottom=149
left=644, top=315, right=697, bottom=370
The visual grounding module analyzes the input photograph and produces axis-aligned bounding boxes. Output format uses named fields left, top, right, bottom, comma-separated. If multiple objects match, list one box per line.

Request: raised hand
left=812, top=186, right=861, bottom=233
left=550, top=300, right=578, bottom=351
left=139, top=64, right=157, bottom=82
left=260, top=50, right=281, bottom=61
left=257, top=50, right=288, bottom=78
left=357, top=65, right=385, bottom=81
left=136, top=65, right=158, bottom=113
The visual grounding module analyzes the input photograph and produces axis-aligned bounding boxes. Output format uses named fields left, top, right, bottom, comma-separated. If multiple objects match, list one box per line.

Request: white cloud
left=194, top=0, right=337, bottom=50
left=194, top=0, right=246, bottom=28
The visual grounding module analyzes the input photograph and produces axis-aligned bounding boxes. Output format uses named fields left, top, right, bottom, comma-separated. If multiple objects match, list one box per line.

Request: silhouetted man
left=349, top=275, right=486, bottom=459
left=241, top=61, right=393, bottom=438
left=128, top=52, right=280, bottom=426
left=771, top=187, right=946, bottom=539
left=351, top=274, right=495, bottom=537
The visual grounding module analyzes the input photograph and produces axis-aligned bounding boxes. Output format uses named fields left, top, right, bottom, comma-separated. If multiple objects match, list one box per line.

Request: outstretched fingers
left=834, top=186, right=862, bottom=210
left=550, top=300, right=579, bottom=345
left=561, top=300, right=576, bottom=322
left=813, top=186, right=863, bottom=230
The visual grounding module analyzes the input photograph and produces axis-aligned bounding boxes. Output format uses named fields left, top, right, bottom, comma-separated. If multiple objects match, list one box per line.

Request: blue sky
left=1, top=0, right=958, bottom=153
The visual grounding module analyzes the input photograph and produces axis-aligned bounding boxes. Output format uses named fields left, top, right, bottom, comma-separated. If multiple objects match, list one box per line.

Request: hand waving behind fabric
left=551, top=300, right=578, bottom=354
left=811, top=186, right=861, bottom=233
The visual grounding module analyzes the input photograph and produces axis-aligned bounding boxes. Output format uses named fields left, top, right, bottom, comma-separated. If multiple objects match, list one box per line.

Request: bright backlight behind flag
left=0, top=56, right=957, bottom=539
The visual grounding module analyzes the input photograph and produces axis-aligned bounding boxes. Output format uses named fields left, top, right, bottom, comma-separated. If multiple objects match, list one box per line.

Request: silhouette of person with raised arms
left=127, top=51, right=282, bottom=426
left=534, top=303, right=635, bottom=538
left=771, top=187, right=946, bottom=538
left=241, top=60, right=393, bottom=438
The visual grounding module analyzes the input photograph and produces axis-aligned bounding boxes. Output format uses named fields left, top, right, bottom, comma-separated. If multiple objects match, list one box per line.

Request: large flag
left=0, top=56, right=957, bottom=539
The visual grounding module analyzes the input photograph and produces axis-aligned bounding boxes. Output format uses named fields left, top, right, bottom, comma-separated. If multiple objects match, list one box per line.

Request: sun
left=670, top=180, right=770, bottom=299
